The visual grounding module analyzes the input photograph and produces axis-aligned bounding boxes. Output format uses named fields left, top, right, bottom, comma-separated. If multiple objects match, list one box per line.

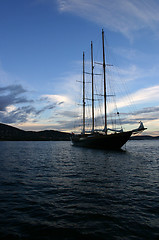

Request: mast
left=82, top=51, right=85, bottom=134
left=102, top=29, right=107, bottom=133
left=91, top=41, right=94, bottom=133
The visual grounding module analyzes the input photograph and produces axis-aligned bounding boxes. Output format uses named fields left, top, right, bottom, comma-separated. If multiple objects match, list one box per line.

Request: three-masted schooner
left=71, top=29, right=146, bottom=150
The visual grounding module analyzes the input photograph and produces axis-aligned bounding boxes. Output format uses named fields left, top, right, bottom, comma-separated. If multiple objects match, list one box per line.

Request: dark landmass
left=130, top=135, right=159, bottom=140
left=0, top=123, right=158, bottom=141
left=0, top=123, right=71, bottom=141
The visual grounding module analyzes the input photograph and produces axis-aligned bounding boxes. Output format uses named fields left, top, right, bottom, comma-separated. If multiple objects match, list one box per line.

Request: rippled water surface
left=0, top=140, right=159, bottom=239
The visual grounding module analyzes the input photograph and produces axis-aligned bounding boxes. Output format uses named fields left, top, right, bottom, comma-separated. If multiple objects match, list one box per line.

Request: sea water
left=0, top=140, right=159, bottom=240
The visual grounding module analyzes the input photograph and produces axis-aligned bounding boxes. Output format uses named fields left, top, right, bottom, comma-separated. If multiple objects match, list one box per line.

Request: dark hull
left=71, top=131, right=132, bottom=150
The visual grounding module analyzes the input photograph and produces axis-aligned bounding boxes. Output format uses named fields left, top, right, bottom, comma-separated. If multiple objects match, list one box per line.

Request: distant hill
left=130, top=135, right=159, bottom=140
left=0, top=123, right=71, bottom=141
left=0, top=123, right=158, bottom=141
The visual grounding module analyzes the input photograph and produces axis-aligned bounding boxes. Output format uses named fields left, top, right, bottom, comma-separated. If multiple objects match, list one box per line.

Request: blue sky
left=0, top=0, right=159, bottom=135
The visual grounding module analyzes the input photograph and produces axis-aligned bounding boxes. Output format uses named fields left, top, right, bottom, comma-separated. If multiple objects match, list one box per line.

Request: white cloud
left=117, top=85, right=159, bottom=109
left=115, top=64, right=144, bottom=83
left=42, top=94, right=71, bottom=104
left=6, top=105, right=17, bottom=113
left=57, top=0, right=159, bottom=38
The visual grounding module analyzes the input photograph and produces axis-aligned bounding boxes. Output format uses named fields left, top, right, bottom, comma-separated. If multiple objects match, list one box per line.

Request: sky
left=0, top=0, right=159, bottom=135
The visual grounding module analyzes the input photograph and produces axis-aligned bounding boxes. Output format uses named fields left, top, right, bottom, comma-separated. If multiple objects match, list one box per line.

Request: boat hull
left=71, top=131, right=132, bottom=150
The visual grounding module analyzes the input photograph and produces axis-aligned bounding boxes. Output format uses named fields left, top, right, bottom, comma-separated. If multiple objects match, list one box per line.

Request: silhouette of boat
left=71, top=30, right=146, bottom=149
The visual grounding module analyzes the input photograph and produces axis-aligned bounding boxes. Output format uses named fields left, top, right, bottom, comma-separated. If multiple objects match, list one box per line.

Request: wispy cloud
left=134, top=106, right=159, bottom=115
left=41, top=94, right=71, bottom=105
left=0, top=85, right=32, bottom=111
left=117, top=85, right=159, bottom=109
left=57, top=0, right=159, bottom=38
left=0, top=84, right=69, bottom=125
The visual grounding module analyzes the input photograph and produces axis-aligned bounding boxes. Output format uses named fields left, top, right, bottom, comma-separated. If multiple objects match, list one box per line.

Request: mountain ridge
left=0, top=123, right=158, bottom=141
left=0, top=123, right=71, bottom=141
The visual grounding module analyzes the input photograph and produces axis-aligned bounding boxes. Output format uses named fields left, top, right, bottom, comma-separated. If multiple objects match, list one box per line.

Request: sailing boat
left=71, top=29, right=146, bottom=150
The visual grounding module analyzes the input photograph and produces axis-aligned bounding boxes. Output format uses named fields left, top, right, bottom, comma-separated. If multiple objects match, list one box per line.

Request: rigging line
left=107, top=44, right=137, bottom=117
left=85, top=71, right=102, bottom=76
left=103, top=33, right=136, bottom=118
left=115, top=65, right=137, bottom=115
left=94, top=81, right=102, bottom=129
left=77, top=80, right=92, bottom=83
left=104, top=37, right=137, bottom=117
left=95, top=71, right=106, bottom=129
left=106, top=64, right=123, bottom=129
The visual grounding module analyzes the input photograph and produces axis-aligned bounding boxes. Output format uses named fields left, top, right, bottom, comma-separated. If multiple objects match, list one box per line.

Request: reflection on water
left=0, top=140, right=159, bottom=239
